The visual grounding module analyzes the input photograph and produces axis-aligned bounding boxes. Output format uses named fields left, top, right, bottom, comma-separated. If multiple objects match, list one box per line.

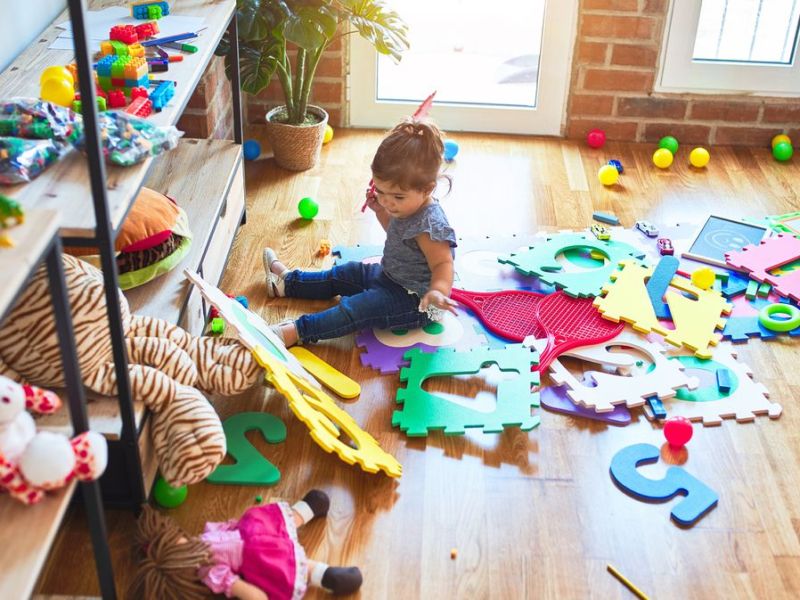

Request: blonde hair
left=371, top=119, right=448, bottom=192
left=128, top=506, right=212, bottom=600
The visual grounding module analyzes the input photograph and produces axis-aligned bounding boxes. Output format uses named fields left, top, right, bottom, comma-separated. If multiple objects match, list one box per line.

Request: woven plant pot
left=264, top=105, right=328, bottom=171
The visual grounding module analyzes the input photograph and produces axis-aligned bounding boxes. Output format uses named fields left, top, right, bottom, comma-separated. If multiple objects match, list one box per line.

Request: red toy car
left=657, top=238, right=674, bottom=255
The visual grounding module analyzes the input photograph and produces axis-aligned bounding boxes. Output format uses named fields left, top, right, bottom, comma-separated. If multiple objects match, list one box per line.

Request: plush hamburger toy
left=67, top=187, right=191, bottom=289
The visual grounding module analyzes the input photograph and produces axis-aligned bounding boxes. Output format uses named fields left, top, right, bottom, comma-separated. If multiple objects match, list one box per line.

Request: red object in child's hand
left=361, top=179, right=377, bottom=212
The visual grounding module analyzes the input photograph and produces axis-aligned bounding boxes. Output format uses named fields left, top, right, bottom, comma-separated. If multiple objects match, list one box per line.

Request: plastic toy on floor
left=498, top=232, right=644, bottom=298
left=185, top=270, right=402, bottom=477
left=593, top=260, right=732, bottom=359
left=726, top=234, right=800, bottom=303
left=0, top=375, right=107, bottom=505
left=393, top=345, right=540, bottom=437
left=129, top=490, right=363, bottom=599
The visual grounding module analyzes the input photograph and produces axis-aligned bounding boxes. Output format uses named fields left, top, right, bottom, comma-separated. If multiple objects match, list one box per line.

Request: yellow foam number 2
left=206, top=412, right=287, bottom=486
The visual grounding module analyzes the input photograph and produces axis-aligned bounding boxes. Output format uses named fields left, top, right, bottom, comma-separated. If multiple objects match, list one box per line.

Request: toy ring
left=758, top=303, right=800, bottom=332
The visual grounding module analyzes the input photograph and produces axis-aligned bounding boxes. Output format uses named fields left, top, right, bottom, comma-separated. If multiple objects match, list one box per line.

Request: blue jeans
left=284, top=261, right=430, bottom=343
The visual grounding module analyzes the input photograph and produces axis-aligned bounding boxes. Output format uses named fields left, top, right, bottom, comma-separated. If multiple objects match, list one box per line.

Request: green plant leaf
left=339, top=0, right=409, bottom=62
left=285, top=12, right=328, bottom=50
left=237, top=43, right=281, bottom=94
left=237, top=0, right=270, bottom=41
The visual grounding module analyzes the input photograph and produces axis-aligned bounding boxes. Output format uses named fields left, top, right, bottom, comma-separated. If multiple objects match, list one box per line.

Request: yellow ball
left=772, top=134, right=792, bottom=149
left=323, top=124, right=334, bottom=144
left=597, top=164, right=620, bottom=186
left=40, top=65, right=74, bottom=88
left=40, top=77, right=75, bottom=108
left=653, top=148, right=674, bottom=169
left=691, top=267, right=715, bottom=290
left=689, top=147, right=710, bottom=168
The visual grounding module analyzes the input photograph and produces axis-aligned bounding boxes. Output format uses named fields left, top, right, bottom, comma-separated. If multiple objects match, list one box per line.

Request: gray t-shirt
left=381, top=201, right=457, bottom=296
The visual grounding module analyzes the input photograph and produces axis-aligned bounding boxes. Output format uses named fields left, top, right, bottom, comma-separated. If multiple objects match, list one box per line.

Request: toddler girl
left=264, top=119, right=457, bottom=347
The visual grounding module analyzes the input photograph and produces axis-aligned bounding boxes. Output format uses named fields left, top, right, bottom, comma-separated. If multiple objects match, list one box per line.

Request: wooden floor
left=40, top=130, right=800, bottom=599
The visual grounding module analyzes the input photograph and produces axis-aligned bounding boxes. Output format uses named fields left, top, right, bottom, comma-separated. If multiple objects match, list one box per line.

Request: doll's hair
left=128, top=505, right=213, bottom=600
left=371, top=118, right=449, bottom=193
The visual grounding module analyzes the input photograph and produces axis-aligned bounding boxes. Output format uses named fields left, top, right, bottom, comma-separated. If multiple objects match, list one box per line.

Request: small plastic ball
left=658, top=136, right=679, bottom=155
left=691, top=267, right=715, bottom=290
left=40, top=66, right=74, bottom=88
left=663, top=416, right=693, bottom=448
left=773, top=141, right=793, bottom=162
left=771, top=134, right=792, bottom=149
left=586, top=128, right=606, bottom=149
left=153, top=477, right=188, bottom=508
left=597, top=164, right=620, bottom=186
left=653, top=147, right=674, bottom=169
left=443, top=139, right=459, bottom=161
left=323, top=124, right=334, bottom=144
left=298, top=196, right=319, bottom=219
left=689, top=147, right=710, bottom=168
left=40, top=77, right=75, bottom=108
left=243, top=139, right=261, bottom=161
left=608, top=159, right=623, bottom=173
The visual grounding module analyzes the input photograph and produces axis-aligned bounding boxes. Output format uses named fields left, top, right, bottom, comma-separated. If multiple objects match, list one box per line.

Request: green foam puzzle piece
left=393, top=345, right=540, bottom=437
left=207, top=412, right=286, bottom=486
left=497, top=232, right=644, bottom=298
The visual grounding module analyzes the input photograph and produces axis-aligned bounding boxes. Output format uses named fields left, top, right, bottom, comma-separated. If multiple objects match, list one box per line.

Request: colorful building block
left=135, top=21, right=159, bottom=39
left=110, top=24, right=138, bottom=44
left=149, top=80, right=175, bottom=111
left=107, top=90, right=127, bottom=108
left=125, top=96, right=153, bottom=117
left=131, top=1, right=170, bottom=20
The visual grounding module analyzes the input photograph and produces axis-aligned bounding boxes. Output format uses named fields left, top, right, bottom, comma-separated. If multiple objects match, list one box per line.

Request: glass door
left=348, top=1, right=577, bottom=135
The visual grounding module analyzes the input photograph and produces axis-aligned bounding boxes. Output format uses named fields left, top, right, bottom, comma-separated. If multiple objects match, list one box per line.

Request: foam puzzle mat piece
left=332, top=244, right=383, bottom=265
left=646, top=256, right=680, bottom=319
left=393, top=345, right=540, bottom=437
left=721, top=292, right=800, bottom=342
left=593, top=260, right=732, bottom=359
left=540, top=384, right=631, bottom=426
left=726, top=234, right=800, bottom=302
left=289, top=347, right=361, bottom=399
left=610, top=443, right=718, bottom=526
left=207, top=412, right=286, bottom=486
left=498, top=232, right=644, bottom=298
left=548, top=330, right=698, bottom=412
left=657, top=345, right=781, bottom=426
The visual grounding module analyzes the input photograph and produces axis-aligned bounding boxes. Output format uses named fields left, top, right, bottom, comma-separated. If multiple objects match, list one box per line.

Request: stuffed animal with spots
left=0, top=254, right=262, bottom=487
left=0, top=375, right=107, bottom=504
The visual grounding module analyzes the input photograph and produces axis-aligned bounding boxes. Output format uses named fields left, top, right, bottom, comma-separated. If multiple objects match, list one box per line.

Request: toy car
left=591, top=223, right=610, bottom=240
left=657, top=238, right=674, bottom=255
left=636, top=220, right=659, bottom=237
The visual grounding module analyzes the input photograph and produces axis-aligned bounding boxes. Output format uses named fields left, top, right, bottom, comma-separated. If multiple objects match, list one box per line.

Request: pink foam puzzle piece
left=726, top=234, right=800, bottom=302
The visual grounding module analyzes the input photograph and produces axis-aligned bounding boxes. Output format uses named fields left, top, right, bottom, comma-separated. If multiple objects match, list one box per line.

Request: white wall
left=0, top=1, right=66, bottom=72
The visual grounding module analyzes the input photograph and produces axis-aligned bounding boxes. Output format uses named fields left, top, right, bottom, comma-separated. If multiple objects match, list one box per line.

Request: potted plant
left=220, top=0, right=409, bottom=171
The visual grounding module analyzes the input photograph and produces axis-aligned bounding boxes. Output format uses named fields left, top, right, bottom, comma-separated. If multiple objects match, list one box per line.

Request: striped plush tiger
left=0, top=254, right=261, bottom=487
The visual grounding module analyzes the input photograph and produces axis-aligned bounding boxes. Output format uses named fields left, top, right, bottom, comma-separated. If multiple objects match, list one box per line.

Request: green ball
left=297, top=197, right=319, bottom=220
left=658, top=136, right=679, bottom=155
left=153, top=476, right=188, bottom=509
left=773, top=141, right=793, bottom=162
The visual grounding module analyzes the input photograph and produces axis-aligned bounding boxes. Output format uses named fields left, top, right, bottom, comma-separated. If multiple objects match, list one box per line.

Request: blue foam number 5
left=609, top=443, right=718, bottom=526
left=207, top=412, right=287, bottom=486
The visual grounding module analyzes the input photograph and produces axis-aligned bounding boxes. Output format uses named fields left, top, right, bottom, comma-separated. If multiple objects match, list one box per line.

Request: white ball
left=20, top=432, right=75, bottom=490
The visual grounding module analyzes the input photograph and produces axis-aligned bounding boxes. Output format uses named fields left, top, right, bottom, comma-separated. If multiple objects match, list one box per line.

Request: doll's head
left=128, top=506, right=212, bottom=600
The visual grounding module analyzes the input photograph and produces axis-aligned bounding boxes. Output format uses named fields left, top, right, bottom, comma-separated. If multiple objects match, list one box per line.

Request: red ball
left=587, top=128, right=606, bottom=149
left=663, top=416, right=693, bottom=447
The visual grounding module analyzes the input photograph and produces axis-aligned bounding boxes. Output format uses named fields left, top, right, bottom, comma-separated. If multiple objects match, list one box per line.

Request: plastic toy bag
left=0, top=137, right=66, bottom=184
left=76, top=111, right=182, bottom=167
left=0, top=98, right=81, bottom=144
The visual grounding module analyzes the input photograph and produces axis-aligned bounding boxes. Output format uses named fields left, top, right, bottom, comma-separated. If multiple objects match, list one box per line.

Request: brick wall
left=566, top=0, right=800, bottom=146
left=177, top=56, right=233, bottom=139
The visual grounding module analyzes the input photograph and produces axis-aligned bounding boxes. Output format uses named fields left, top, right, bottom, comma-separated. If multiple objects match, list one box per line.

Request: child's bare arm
left=416, top=234, right=457, bottom=314
left=232, top=578, right=269, bottom=600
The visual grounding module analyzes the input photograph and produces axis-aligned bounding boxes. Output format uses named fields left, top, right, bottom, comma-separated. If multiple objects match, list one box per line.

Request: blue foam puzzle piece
left=716, top=369, right=732, bottom=393
left=720, top=271, right=750, bottom=298
left=332, top=244, right=383, bottom=265
left=593, top=211, right=620, bottom=225
left=646, top=255, right=679, bottom=319
left=609, top=443, right=719, bottom=526
left=645, top=396, right=667, bottom=419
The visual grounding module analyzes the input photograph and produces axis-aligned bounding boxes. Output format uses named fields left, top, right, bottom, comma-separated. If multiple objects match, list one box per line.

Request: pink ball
left=663, top=416, right=693, bottom=447
left=587, top=128, right=606, bottom=149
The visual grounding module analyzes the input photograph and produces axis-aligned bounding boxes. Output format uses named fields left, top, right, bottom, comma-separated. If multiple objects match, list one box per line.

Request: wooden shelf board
left=36, top=138, right=242, bottom=439
left=0, top=481, right=76, bottom=600
left=0, top=209, right=60, bottom=320
left=0, top=0, right=236, bottom=239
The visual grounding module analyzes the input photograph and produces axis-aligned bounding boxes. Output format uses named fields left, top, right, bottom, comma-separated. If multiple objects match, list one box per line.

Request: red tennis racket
left=534, top=291, right=624, bottom=372
left=450, top=287, right=546, bottom=341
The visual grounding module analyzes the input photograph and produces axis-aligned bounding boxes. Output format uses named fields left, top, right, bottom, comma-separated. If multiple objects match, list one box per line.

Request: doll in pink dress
left=130, top=490, right=362, bottom=599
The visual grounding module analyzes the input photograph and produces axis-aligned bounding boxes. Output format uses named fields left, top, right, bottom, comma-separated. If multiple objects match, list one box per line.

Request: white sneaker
left=263, top=247, right=285, bottom=298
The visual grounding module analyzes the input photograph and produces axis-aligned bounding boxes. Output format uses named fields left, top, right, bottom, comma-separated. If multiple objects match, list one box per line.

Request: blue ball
left=243, top=139, right=261, bottom=161
left=443, top=139, right=459, bottom=161
left=608, top=159, right=623, bottom=173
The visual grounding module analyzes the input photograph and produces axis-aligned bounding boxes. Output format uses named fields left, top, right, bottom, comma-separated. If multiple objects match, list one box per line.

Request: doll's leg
left=307, top=561, right=364, bottom=595
left=291, top=489, right=330, bottom=527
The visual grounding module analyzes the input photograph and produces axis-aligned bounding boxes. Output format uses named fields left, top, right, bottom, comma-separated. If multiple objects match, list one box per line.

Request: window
left=659, top=0, right=800, bottom=94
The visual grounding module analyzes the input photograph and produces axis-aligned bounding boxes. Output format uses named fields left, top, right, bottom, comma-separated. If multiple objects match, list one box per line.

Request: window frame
left=657, top=0, right=800, bottom=95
